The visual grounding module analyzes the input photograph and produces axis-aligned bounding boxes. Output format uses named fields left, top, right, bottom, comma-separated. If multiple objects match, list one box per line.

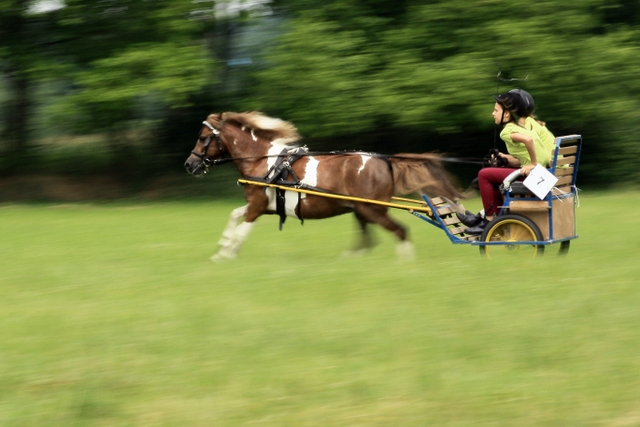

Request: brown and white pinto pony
left=184, top=112, right=462, bottom=261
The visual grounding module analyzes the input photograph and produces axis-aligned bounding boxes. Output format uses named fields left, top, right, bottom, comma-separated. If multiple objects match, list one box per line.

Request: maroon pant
left=477, top=167, right=519, bottom=216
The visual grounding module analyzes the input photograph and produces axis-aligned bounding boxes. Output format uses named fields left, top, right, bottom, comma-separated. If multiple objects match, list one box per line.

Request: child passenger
left=458, top=90, right=552, bottom=234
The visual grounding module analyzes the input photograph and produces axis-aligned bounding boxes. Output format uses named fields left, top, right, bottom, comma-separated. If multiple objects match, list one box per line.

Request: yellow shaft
left=237, top=179, right=433, bottom=215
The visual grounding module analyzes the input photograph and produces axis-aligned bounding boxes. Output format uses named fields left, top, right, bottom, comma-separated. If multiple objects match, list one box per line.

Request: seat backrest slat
left=558, top=146, right=578, bottom=156
left=554, top=166, right=574, bottom=177
left=556, top=156, right=576, bottom=167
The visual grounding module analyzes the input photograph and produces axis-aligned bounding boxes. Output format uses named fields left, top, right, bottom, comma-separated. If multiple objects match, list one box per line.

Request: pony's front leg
left=212, top=221, right=255, bottom=262
left=217, top=205, right=248, bottom=247
left=212, top=188, right=267, bottom=262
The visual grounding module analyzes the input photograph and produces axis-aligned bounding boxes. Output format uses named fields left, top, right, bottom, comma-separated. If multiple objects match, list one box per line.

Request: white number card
left=523, top=164, right=558, bottom=200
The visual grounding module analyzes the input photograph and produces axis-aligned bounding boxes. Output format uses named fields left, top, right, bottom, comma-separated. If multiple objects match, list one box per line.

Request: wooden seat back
left=549, top=135, right=581, bottom=195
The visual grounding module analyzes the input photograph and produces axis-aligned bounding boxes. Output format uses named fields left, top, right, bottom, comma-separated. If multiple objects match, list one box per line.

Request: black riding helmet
left=493, top=91, right=521, bottom=123
left=508, top=88, right=535, bottom=117
left=494, top=89, right=535, bottom=119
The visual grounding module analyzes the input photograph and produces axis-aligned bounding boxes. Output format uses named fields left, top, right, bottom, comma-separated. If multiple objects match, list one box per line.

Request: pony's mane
left=208, top=111, right=301, bottom=145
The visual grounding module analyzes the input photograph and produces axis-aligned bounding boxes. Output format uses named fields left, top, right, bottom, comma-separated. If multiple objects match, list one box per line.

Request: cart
left=411, top=134, right=582, bottom=257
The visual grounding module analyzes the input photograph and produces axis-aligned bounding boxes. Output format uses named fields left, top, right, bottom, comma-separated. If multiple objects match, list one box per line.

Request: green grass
left=1, top=190, right=640, bottom=426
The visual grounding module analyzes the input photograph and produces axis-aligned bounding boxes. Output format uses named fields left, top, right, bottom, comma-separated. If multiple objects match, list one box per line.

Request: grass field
left=1, top=190, right=640, bottom=426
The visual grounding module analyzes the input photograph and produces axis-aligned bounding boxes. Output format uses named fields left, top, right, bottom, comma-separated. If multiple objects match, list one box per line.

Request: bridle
left=190, top=120, right=226, bottom=170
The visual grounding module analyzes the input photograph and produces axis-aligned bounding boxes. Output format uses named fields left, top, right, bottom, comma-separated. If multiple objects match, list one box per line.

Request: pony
left=184, top=112, right=463, bottom=261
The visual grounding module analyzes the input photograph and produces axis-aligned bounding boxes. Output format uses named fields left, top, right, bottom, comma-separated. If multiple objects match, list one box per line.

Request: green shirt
left=500, top=122, right=552, bottom=167
left=525, top=117, right=556, bottom=153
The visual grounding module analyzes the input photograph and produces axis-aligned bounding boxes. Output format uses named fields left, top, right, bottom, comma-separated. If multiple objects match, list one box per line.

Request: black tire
left=557, top=240, right=571, bottom=256
left=479, top=214, right=545, bottom=259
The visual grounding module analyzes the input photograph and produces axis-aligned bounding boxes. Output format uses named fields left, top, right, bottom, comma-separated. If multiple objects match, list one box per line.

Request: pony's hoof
left=342, top=249, right=369, bottom=258
left=211, top=251, right=236, bottom=262
left=395, top=241, right=415, bottom=261
left=217, top=235, right=233, bottom=247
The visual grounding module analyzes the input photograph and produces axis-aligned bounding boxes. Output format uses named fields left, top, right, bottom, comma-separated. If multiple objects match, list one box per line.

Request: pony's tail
left=388, top=153, right=464, bottom=201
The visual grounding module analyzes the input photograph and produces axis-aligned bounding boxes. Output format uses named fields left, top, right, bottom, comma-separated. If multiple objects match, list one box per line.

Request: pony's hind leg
left=354, top=204, right=415, bottom=260
left=343, top=212, right=377, bottom=257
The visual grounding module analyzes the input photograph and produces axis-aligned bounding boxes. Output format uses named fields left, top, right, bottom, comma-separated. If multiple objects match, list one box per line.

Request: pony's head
left=184, top=113, right=226, bottom=176
left=184, top=111, right=301, bottom=176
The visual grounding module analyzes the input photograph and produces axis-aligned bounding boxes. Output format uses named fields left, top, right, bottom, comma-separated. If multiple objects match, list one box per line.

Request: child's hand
left=521, top=164, right=536, bottom=176
left=489, top=150, right=509, bottom=167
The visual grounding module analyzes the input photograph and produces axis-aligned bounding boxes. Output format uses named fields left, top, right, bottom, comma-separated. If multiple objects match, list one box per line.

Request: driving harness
left=259, top=146, right=309, bottom=230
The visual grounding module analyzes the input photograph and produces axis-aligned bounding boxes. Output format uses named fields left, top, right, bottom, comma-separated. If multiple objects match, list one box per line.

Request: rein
left=198, top=148, right=485, bottom=167
left=386, top=154, right=485, bottom=166
left=191, top=119, right=485, bottom=170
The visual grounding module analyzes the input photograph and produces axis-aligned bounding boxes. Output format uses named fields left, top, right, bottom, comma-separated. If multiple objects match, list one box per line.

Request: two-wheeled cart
left=411, top=134, right=582, bottom=257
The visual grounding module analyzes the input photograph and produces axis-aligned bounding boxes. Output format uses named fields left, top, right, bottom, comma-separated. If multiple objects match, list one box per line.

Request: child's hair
left=494, top=91, right=522, bottom=123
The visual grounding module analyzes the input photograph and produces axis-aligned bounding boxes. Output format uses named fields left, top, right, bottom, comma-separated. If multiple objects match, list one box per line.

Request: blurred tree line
left=1, top=0, right=640, bottom=187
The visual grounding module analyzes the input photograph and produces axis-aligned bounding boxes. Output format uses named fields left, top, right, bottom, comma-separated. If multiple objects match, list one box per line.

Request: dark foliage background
left=2, top=0, right=639, bottom=195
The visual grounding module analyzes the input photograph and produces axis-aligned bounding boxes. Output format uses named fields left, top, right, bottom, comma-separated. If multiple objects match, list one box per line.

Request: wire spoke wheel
left=479, top=214, right=544, bottom=259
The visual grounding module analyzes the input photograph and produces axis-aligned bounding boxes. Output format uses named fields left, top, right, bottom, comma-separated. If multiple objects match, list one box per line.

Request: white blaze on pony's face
left=184, top=125, right=219, bottom=176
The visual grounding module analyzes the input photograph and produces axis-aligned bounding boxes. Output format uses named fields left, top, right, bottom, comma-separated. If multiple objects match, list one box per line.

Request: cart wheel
left=557, top=240, right=570, bottom=256
left=479, top=214, right=545, bottom=259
